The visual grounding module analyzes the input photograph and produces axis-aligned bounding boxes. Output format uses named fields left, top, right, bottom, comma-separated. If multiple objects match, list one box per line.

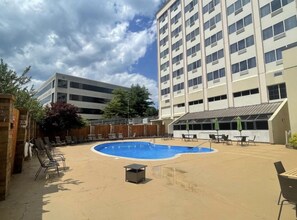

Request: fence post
left=13, top=109, right=28, bottom=173
left=0, top=94, right=15, bottom=201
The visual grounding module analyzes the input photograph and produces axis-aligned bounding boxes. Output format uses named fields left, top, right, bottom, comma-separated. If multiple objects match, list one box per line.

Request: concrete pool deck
left=0, top=138, right=296, bottom=219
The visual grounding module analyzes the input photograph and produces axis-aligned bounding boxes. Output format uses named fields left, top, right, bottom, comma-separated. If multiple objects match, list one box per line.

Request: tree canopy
left=0, top=58, right=44, bottom=121
left=103, top=84, right=158, bottom=119
left=40, top=102, right=86, bottom=132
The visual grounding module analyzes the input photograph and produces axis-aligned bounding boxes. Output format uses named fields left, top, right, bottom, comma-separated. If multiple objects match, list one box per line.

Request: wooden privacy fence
left=0, top=94, right=34, bottom=201
left=39, top=124, right=165, bottom=141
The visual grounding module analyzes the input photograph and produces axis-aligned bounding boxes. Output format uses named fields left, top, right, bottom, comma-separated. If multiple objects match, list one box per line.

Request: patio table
left=281, top=168, right=297, bottom=179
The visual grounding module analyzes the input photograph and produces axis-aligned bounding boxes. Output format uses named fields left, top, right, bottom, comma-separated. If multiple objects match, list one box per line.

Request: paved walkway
left=0, top=139, right=296, bottom=220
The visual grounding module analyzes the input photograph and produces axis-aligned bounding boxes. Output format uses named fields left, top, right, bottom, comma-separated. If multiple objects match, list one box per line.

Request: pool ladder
left=196, top=139, right=212, bottom=150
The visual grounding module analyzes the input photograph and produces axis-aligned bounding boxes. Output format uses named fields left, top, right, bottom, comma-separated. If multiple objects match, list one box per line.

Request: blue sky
left=0, top=0, right=164, bottom=105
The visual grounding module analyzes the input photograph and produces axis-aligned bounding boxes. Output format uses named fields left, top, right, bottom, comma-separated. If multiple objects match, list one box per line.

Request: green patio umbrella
left=236, top=116, right=242, bottom=136
left=214, top=118, right=220, bottom=136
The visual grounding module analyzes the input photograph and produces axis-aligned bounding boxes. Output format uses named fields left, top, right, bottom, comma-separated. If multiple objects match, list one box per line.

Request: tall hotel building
left=156, top=0, right=297, bottom=143
left=36, top=73, right=128, bottom=121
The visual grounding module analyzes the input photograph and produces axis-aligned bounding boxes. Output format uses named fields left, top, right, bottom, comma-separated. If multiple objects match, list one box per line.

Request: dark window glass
left=279, top=83, right=287, bottom=98
left=236, top=19, right=244, bottom=30
left=232, top=63, right=239, bottom=73
left=230, top=43, right=238, bottom=53
left=238, top=39, right=245, bottom=50
left=271, top=0, right=281, bottom=12
left=273, top=21, right=284, bottom=35
left=57, top=93, right=67, bottom=102
left=265, top=51, right=276, bottom=63
left=285, top=16, right=297, bottom=31
left=268, top=84, right=280, bottom=100
left=255, top=121, right=268, bottom=129
left=244, top=14, right=252, bottom=26
left=77, top=108, right=104, bottom=115
left=246, top=35, right=254, bottom=47
left=202, top=123, right=212, bottom=130
left=263, top=27, right=273, bottom=40
left=240, top=60, right=247, bottom=71
left=58, top=79, right=67, bottom=88
left=248, top=57, right=256, bottom=68
left=260, top=4, right=270, bottom=17
left=246, top=122, right=254, bottom=130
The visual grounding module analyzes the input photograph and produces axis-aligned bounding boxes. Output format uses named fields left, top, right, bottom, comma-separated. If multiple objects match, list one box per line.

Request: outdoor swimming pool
left=92, top=141, right=215, bottom=160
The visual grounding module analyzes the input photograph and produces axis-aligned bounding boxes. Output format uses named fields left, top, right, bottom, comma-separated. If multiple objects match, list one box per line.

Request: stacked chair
left=33, top=138, right=66, bottom=180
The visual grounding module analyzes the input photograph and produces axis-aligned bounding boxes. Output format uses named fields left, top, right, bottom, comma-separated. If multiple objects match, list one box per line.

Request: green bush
left=289, top=133, right=297, bottom=149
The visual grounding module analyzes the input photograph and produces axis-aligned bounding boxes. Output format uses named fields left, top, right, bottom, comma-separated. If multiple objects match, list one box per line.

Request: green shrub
left=289, top=133, right=297, bottom=149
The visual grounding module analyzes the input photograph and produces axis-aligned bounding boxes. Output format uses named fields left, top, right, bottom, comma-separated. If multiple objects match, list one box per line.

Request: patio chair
left=94, top=134, right=104, bottom=141
left=32, top=147, right=60, bottom=180
left=276, top=174, right=297, bottom=220
left=192, top=134, right=198, bottom=141
left=65, top=136, right=75, bottom=145
left=87, top=134, right=95, bottom=142
left=221, top=134, right=232, bottom=145
left=44, top=145, right=66, bottom=169
left=274, top=161, right=286, bottom=205
left=237, top=136, right=248, bottom=146
left=209, top=134, right=217, bottom=142
left=55, top=136, right=66, bottom=146
left=72, top=136, right=78, bottom=144
left=78, top=136, right=86, bottom=143
left=108, top=133, right=117, bottom=140
left=118, top=133, right=124, bottom=139
left=44, top=136, right=57, bottom=148
left=182, top=134, right=189, bottom=141
left=248, top=135, right=256, bottom=145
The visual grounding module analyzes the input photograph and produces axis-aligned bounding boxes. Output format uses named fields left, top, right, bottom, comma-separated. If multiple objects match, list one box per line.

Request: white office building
left=36, top=73, right=128, bottom=120
left=156, top=0, right=297, bottom=143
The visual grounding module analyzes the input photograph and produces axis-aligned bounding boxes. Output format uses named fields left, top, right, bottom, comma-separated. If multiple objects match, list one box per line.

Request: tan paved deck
left=1, top=138, right=296, bottom=220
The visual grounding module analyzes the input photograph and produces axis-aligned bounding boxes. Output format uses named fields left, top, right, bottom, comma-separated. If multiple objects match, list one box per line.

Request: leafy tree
left=103, top=89, right=128, bottom=118
left=103, top=84, right=158, bottom=119
left=40, top=102, right=86, bottom=132
left=0, top=58, right=44, bottom=121
left=128, top=84, right=154, bottom=117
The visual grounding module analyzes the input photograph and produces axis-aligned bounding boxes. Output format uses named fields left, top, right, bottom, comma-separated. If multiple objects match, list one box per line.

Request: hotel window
left=261, top=0, right=294, bottom=18
left=173, top=67, right=184, bottom=78
left=264, top=46, right=286, bottom=63
left=161, top=87, right=170, bottom=95
left=186, top=28, right=199, bottom=42
left=171, top=12, right=181, bottom=24
left=171, top=25, right=182, bottom=37
left=184, top=0, right=198, bottom=13
left=172, top=39, right=183, bottom=51
left=233, top=88, right=259, bottom=97
left=188, top=76, right=202, bottom=87
left=172, top=53, right=183, bottom=64
left=173, top=82, right=184, bottom=92
left=187, top=59, right=201, bottom=71
left=207, top=68, right=225, bottom=81
left=159, top=11, right=167, bottom=23
left=187, top=43, right=200, bottom=56
left=267, top=83, right=287, bottom=100
left=57, top=79, right=67, bottom=88
left=57, top=93, right=67, bottom=102
left=186, top=12, right=198, bottom=27
left=160, top=48, right=169, bottom=59
left=203, top=0, right=220, bottom=14
left=227, top=0, right=250, bottom=16
left=160, top=24, right=168, bottom=34
left=262, top=16, right=297, bottom=40
left=204, top=13, right=221, bottom=30
left=170, top=0, right=180, bottom=12
left=160, top=74, right=170, bottom=83
left=228, top=14, right=252, bottom=34
left=160, top=61, right=169, bottom=71
left=205, top=31, right=222, bottom=47
left=159, top=36, right=168, bottom=46
left=208, top=94, right=227, bottom=102
left=230, top=35, right=254, bottom=54
left=232, top=57, right=256, bottom=74
left=189, top=99, right=203, bottom=105
left=206, top=49, right=224, bottom=64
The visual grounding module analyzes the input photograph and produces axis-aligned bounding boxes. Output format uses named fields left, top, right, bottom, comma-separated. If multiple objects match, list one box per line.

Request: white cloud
left=0, top=0, right=163, bottom=105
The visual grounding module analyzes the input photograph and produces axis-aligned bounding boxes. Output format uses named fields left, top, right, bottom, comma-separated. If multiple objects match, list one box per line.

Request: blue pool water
left=92, top=141, right=214, bottom=160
